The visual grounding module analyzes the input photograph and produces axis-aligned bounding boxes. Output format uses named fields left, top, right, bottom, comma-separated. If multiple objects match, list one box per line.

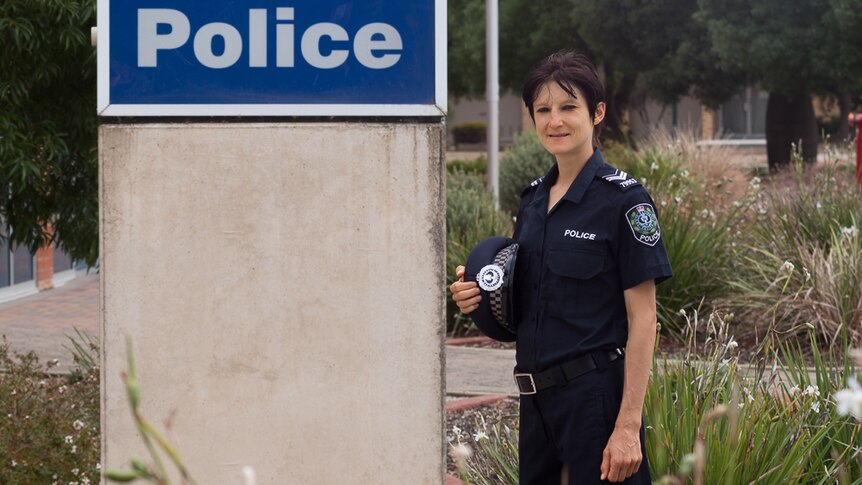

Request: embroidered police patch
left=626, top=203, right=661, bottom=246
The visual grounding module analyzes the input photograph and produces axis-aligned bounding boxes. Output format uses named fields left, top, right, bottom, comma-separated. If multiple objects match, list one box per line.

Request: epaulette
left=520, top=176, right=544, bottom=196
left=596, top=165, right=640, bottom=191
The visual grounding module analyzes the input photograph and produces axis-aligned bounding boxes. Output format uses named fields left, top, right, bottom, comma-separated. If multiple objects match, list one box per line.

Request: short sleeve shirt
left=512, top=149, right=673, bottom=372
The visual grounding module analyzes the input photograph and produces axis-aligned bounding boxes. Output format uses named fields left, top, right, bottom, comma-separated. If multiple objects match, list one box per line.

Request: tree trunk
left=765, top=92, right=818, bottom=172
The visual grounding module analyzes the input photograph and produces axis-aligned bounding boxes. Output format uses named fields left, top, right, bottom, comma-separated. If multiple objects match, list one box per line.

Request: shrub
left=451, top=121, right=487, bottom=145
left=0, top=338, right=100, bottom=484
left=498, top=131, right=555, bottom=216
left=447, top=156, right=487, bottom=176
left=730, top=155, right=862, bottom=347
left=446, top=169, right=513, bottom=335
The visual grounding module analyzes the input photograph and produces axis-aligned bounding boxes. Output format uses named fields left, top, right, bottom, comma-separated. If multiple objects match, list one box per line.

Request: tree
left=0, top=0, right=98, bottom=265
left=698, top=0, right=838, bottom=170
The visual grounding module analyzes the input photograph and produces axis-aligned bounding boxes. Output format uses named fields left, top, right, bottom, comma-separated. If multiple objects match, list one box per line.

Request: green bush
left=498, top=131, right=555, bottom=216
left=447, top=156, right=487, bottom=176
left=451, top=121, right=487, bottom=145
left=446, top=169, right=513, bottom=335
left=0, top=339, right=100, bottom=484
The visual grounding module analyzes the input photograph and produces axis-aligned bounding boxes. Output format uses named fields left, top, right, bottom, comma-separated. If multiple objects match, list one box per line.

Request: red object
left=850, top=113, right=862, bottom=185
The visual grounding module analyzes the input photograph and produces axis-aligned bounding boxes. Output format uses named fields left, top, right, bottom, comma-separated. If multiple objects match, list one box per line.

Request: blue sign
left=97, top=1, right=446, bottom=116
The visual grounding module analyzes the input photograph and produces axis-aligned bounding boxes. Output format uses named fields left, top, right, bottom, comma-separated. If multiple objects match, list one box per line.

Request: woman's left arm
left=600, top=278, right=657, bottom=482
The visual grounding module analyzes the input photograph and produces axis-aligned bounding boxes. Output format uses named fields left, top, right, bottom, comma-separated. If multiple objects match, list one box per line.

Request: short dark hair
left=522, top=52, right=606, bottom=147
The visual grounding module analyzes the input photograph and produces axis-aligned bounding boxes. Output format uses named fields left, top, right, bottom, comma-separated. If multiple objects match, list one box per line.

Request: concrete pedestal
left=100, top=122, right=446, bottom=484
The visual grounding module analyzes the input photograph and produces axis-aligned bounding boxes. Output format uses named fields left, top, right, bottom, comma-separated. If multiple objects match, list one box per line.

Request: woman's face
left=532, top=82, right=605, bottom=163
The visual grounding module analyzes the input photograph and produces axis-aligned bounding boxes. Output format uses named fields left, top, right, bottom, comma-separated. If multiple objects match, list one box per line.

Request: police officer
left=450, top=52, right=672, bottom=484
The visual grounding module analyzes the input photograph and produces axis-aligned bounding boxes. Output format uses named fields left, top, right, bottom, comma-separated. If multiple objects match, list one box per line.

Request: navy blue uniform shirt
left=512, top=149, right=673, bottom=373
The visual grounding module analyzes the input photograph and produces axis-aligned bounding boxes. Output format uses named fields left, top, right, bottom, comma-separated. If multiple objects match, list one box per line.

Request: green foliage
left=728, top=156, right=862, bottom=347
left=448, top=0, right=485, bottom=98
left=447, top=156, right=488, bottom=176
left=458, top=316, right=862, bottom=484
left=0, top=338, right=99, bottom=484
left=0, top=0, right=98, bottom=265
left=498, top=131, right=555, bottom=216
left=648, top=317, right=861, bottom=484
left=446, top=169, right=513, bottom=335
left=451, top=121, right=487, bottom=145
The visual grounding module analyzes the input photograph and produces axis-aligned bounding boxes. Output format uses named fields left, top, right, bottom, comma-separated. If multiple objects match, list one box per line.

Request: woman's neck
left=555, top=147, right=594, bottom=185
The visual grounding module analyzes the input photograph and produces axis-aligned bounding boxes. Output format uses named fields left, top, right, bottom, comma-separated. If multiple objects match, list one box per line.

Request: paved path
left=445, top=346, right=517, bottom=396
left=0, top=274, right=99, bottom=374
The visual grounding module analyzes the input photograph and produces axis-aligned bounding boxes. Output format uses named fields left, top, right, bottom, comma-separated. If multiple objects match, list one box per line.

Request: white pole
left=486, top=0, right=499, bottom=206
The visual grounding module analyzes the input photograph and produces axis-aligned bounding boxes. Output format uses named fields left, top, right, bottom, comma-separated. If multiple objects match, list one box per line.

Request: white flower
left=473, top=431, right=489, bottom=442
left=816, top=202, right=822, bottom=209
left=804, top=385, right=820, bottom=397
left=242, top=465, right=257, bottom=485
left=71, top=445, right=77, bottom=454
left=811, top=401, right=821, bottom=413
left=82, top=479, right=90, bottom=485
left=841, top=226, right=858, bottom=238
left=57, top=386, right=67, bottom=394
left=681, top=170, right=689, bottom=178
left=738, top=402, right=744, bottom=409
left=73, top=420, right=85, bottom=431
left=10, top=389, right=16, bottom=396
left=64, top=435, right=74, bottom=444
left=725, top=337, right=738, bottom=351
left=11, top=460, right=16, bottom=467
left=650, top=162, right=658, bottom=171
left=72, top=468, right=79, bottom=476
left=95, top=463, right=101, bottom=470
left=781, top=261, right=795, bottom=273
left=750, top=176, right=761, bottom=187
left=674, top=196, right=683, bottom=204
left=803, top=267, right=811, bottom=281
left=834, top=378, right=862, bottom=421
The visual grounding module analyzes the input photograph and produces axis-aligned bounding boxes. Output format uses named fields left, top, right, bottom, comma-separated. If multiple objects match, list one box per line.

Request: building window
left=719, top=86, right=768, bottom=139
left=0, top=228, right=35, bottom=289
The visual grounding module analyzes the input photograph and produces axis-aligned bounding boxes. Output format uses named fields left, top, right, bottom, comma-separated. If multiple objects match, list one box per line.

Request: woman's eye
left=563, top=105, right=576, bottom=111
left=536, top=107, right=550, bottom=113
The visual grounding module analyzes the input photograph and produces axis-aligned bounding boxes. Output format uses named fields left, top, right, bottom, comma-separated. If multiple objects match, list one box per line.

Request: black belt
left=514, top=348, right=625, bottom=395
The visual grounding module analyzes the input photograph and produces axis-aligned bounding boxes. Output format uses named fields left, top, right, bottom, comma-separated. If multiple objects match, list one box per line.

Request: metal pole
left=486, top=0, right=499, bottom=205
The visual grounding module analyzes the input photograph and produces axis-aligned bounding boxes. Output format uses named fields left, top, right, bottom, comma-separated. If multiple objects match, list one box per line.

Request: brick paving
left=0, top=274, right=99, bottom=374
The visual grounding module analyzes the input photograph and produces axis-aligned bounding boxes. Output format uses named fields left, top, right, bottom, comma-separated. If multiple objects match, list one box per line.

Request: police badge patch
left=626, top=203, right=661, bottom=246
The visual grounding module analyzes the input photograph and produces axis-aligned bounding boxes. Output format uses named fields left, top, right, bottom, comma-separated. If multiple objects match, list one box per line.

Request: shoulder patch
left=596, top=166, right=641, bottom=191
left=626, top=203, right=661, bottom=246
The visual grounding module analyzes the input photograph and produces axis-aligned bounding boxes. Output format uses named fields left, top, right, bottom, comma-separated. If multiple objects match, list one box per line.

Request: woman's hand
left=449, top=265, right=481, bottom=314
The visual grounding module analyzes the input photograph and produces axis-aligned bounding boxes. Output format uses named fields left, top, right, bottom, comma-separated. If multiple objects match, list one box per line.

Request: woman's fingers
left=449, top=279, right=481, bottom=314
left=455, top=265, right=465, bottom=280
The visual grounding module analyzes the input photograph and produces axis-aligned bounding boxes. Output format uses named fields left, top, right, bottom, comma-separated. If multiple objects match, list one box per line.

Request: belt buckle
left=514, top=373, right=537, bottom=395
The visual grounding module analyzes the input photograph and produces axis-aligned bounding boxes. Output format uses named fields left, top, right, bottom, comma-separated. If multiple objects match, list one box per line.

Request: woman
left=449, top=52, right=672, bottom=484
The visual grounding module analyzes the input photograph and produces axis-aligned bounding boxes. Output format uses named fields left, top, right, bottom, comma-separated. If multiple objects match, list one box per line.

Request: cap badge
left=477, top=264, right=504, bottom=291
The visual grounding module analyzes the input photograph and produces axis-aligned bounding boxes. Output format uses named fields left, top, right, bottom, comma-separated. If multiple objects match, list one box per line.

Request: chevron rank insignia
left=600, top=169, right=640, bottom=190
left=530, top=176, right=544, bottom=187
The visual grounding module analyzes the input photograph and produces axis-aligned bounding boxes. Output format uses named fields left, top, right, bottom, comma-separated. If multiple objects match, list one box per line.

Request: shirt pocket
left=546, top=249, right=606, bottom=319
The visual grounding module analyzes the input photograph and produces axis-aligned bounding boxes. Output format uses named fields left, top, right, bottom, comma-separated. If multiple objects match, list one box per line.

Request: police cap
left=464, top=236, right=519, bottom=342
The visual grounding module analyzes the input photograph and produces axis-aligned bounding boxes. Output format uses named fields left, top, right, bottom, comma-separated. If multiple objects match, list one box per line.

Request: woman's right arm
left=449, top=265, right=481, bottom=314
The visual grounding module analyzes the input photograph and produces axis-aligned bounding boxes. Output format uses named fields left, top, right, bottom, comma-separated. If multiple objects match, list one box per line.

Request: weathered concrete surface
left=100, top=123, right=446, bottom=484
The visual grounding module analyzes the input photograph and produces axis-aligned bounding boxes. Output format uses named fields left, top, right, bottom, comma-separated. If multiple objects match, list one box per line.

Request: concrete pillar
left=100, top=122, right=446, bottom=484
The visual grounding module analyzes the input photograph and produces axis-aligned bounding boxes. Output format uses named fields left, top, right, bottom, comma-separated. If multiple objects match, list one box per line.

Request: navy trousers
left=518, top=356, right=651, bottom=484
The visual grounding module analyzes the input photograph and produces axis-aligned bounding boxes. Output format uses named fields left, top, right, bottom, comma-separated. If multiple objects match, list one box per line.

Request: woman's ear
left=594, top=102, right=606, bottom=125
